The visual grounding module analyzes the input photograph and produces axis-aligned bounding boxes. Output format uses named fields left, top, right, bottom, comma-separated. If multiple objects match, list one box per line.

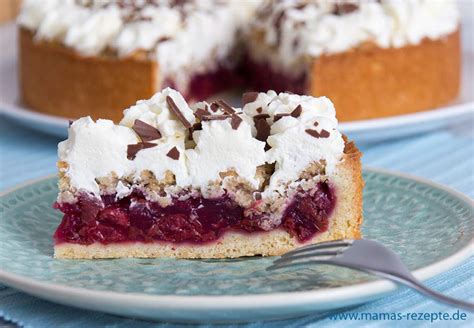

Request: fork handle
left=387, top=274, right=474, bottom=312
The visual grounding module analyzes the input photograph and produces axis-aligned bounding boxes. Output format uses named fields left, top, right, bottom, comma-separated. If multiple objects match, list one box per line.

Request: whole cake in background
left=18, top=0, right=460, bottom=122
left=54, top=88, right=363, bottom=259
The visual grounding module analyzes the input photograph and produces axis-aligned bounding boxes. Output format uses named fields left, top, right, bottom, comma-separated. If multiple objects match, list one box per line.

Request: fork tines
left=267, top=239, right=354, bottom=271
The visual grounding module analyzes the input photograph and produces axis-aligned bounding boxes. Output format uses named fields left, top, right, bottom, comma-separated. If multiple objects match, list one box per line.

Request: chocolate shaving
left=166, top=146, right=180, bottom=160
left=253, top=114, right=271, bottom=121
left=313, top=121, right=319, bottom=127
left=166, top=95, right=191, bottom=128
left=305, top=129, right=330, bottom=139
left=320, top=129, right=330, bottom=138
left=333, top=3, right=359, bottom=15
left=256, top=107, right=263, bottom=114
left=194, top=108, right=209, bottom=120
left=132, top=119, right=162, bottom=142
left=201, top=114, right=230, bottom=121
left=291, top=105, right=302, bottom=118
left=216, top=99, right=235, bottom=114
left=127, top=142, right=156, bottom=160
left=273, top=9, right=286, bottom=45
left=231, top=115, right=243, bottom=130
left=294, top=3, right=307, bottom=10
left=242, top=92, right=259, bottom=106
left=191, top=122, right=202, bottom=131
left=292, top=37, right=300, bottom=50
left=157, top=36, right=171, bottom=43
left=254, top=192, right=262, bottom=201
left=188, top=122, right=202, bottom=140
left=273, top=113, right=291, bottom=122
left=255, top=117, right=271, bottom=142
left=210, top=103, right=219, bottom=112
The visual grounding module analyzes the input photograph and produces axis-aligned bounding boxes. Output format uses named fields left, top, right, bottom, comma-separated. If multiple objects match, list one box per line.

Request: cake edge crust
left=54, top=140, right=363, bottom=259
left=310, top=29, right=461, bottom=121
left=18, top=28, right=158, bottom=122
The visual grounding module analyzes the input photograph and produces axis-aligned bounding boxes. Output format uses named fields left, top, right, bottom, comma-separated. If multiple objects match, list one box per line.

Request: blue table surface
left=0, top=114, right=473, bottom=328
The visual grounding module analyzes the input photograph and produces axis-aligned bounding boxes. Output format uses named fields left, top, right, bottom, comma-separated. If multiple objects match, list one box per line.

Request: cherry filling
left=54, top=182, right=335, bottom=245
left=241, top=54, right=308, bottom=95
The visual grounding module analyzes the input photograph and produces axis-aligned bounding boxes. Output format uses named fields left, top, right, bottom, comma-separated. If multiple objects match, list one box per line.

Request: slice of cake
left=54, top=88, right=363, bottom=259
left=244, top=0, right=460, bottom=121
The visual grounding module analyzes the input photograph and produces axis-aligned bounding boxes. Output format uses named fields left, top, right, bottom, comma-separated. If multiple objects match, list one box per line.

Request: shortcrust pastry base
left=55, top=228, right=360, bottom=259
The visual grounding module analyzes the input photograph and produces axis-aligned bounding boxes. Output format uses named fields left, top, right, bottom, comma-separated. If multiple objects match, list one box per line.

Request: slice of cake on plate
left=54, top=88, right=363, bottom=259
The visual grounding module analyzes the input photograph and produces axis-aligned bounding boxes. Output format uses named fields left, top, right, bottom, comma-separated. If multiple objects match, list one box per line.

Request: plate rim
left=0, top=167, right=472, bottom=311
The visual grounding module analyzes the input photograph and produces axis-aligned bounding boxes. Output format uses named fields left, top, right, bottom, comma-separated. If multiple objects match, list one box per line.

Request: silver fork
left=267, top=239, right=474, bottom=312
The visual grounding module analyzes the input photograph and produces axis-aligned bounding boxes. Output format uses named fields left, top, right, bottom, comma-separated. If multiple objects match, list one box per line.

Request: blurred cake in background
left=18, top=0, right=460, bottom=122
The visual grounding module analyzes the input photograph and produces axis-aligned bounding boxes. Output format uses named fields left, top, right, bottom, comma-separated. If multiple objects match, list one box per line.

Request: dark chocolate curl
left=242, top=92, right=259, bottom=106
left=166, top=96, right=192, bottom=128
left=166, top=146, right=180, bottom=160
left=132, top=119, right=162, bottom=142
left=127, top=142, right=157, bottom=160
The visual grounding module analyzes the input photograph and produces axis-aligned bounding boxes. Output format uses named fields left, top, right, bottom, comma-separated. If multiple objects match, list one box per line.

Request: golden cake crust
left=19, top=26, right=460, bottom=123
left=19, top=28, right=158, bottom=122
left=54, top=139, right=363, bottom=259
left=310, top=29, right=461, bottom=121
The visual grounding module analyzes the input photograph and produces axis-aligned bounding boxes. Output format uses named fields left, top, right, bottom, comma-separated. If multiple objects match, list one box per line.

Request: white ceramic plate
left=0, top=168, right=473, bottom=323
left=0, top=23, right=473, bottom=142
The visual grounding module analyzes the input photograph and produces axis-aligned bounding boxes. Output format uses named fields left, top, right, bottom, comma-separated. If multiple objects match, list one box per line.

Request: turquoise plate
left=0, top=168, right=472, bottom=323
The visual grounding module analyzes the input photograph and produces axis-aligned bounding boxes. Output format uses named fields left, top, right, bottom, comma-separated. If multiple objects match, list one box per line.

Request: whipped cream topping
left=18, top=0, right=261, bottom=91
left=58, top=88, right=345, bottom=201
left=243, top=90, right=344, bottom=195
left=250, top=0, right=459, bottom=75
left=58, top=117, right=139, bottom=196
left=187, top=113, right=266, bottom=192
